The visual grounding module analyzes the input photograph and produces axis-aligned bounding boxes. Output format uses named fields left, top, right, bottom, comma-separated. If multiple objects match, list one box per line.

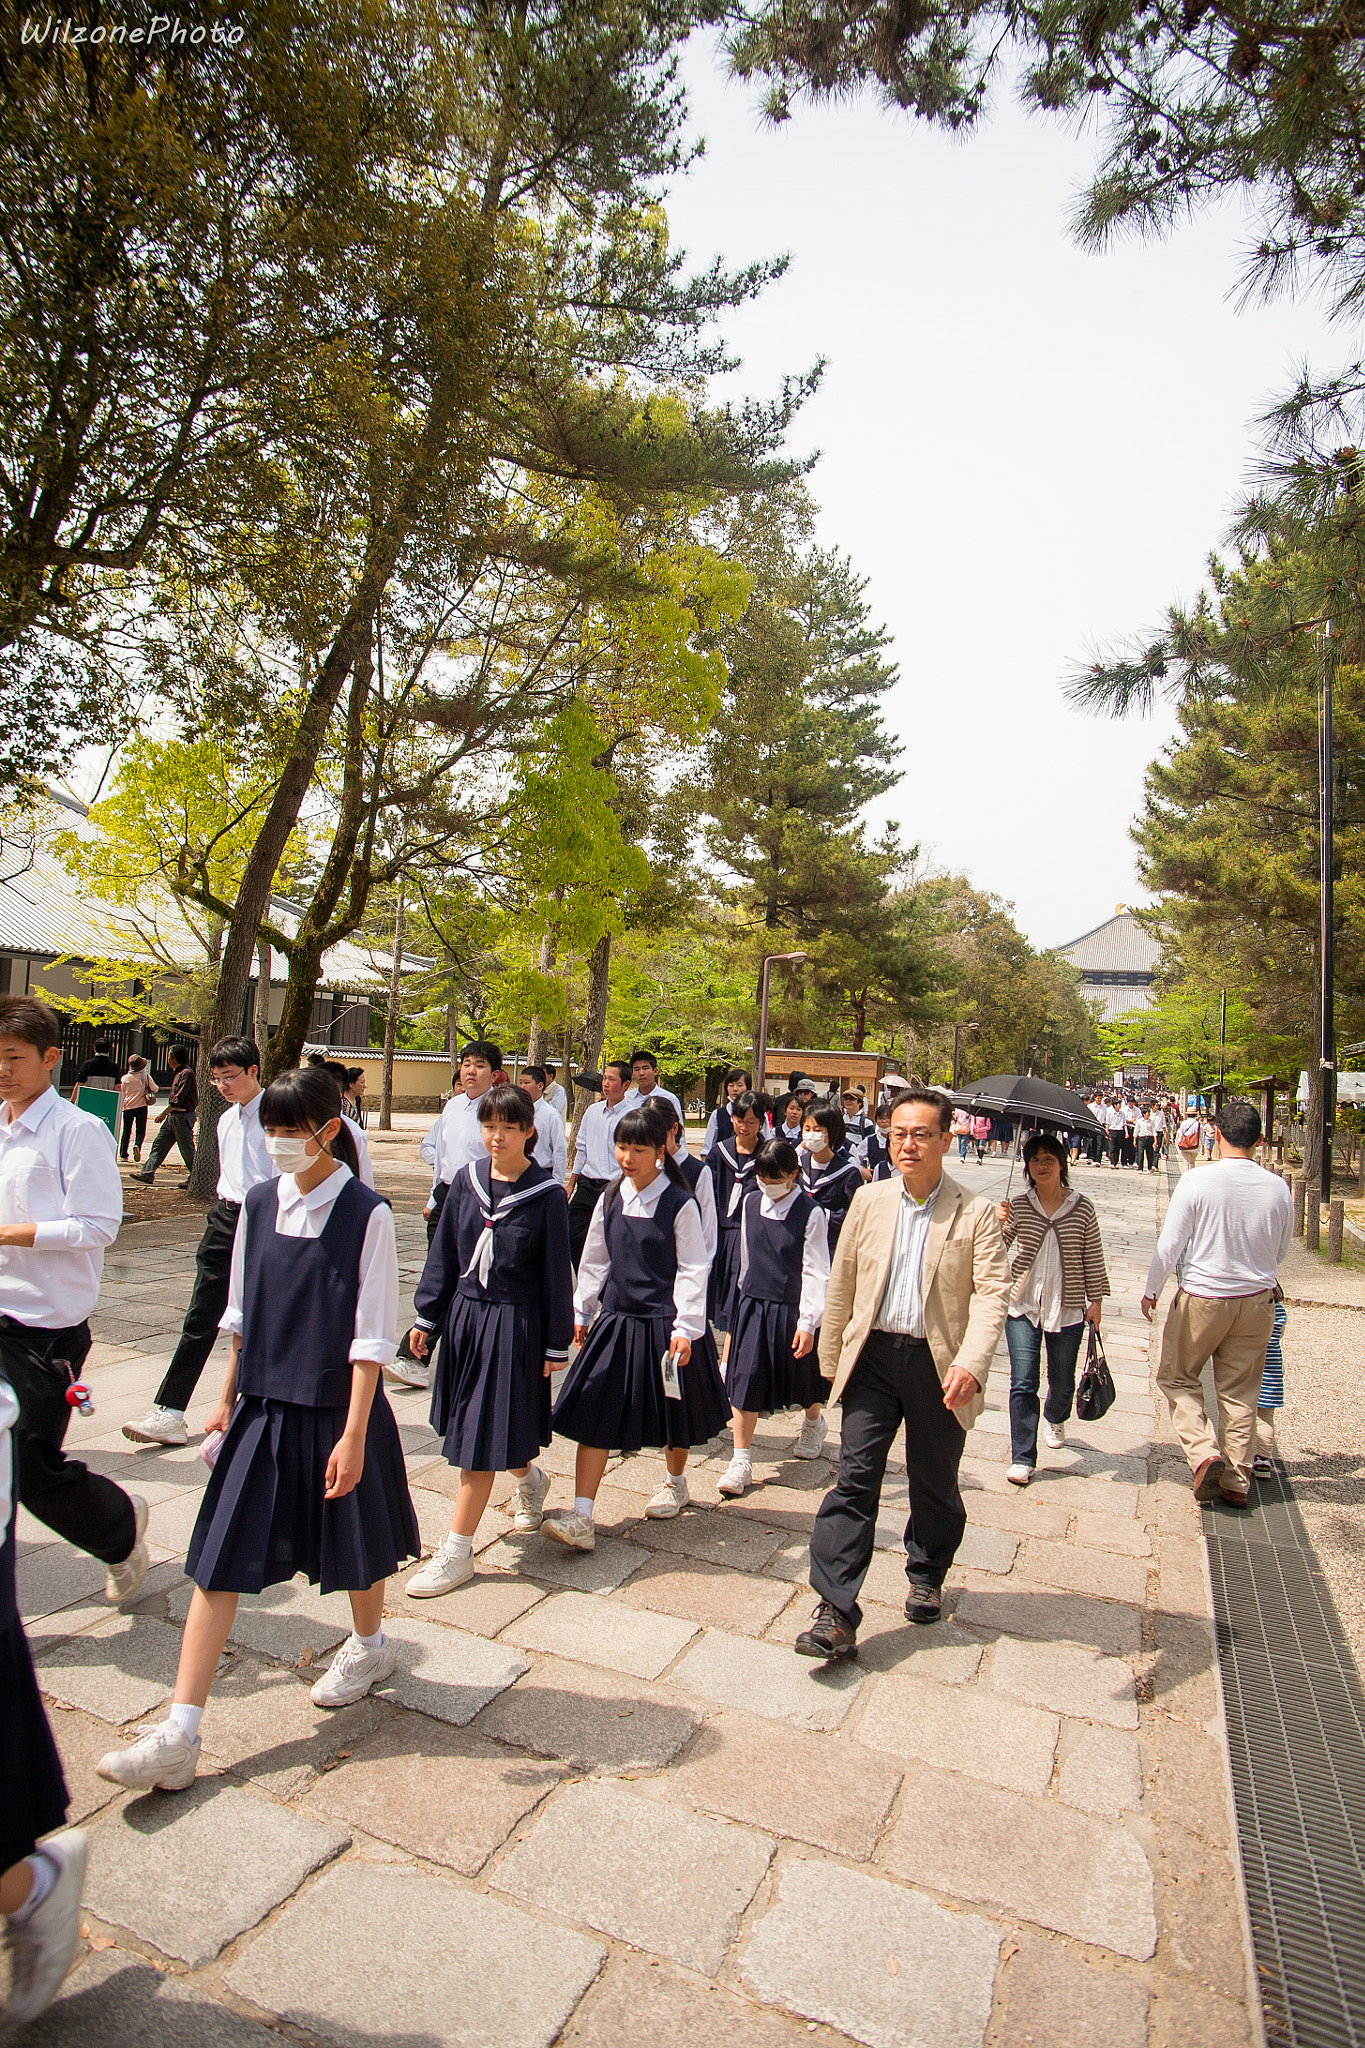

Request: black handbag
left=1075, top=1323, right=1116, bottom=1422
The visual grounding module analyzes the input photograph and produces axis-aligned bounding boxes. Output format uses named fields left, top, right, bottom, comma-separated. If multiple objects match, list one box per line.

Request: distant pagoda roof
left=1056, top=911, right=1160, bottom=1018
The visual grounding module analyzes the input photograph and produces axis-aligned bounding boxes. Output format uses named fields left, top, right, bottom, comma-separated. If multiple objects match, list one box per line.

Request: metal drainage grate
left=1204, top=1468, right=1365, bottom=2045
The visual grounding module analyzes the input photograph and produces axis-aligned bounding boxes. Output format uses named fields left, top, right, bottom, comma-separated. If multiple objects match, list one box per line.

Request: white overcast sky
left=666, top=36, right=1346, bottom=949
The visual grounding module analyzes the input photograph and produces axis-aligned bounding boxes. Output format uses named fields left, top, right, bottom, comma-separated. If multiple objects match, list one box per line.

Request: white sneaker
left=645, top=1476, right=688, bottom=1519
left=1006, top=1463, right=1033, bottom=1487
left=96, top=1719, right=199, bottom=1792
left=105, top=1495, right=150, bottom=1604
left=718, top=1456, right=752, bottom=1497
left=310, top=1636, right=397, bottom=1708
left=542, top=1510, right=595, bottom=1552
left=383, top=1355, right=430, bottom=1389
left=123, top=1405, right=188, bottom=1447
left=513, top=1466, right=551, bottom=1531
left=794, top=1413, right=828, bottom=1460
left=2, top=1830, right=89, bottom=2025
left=406, top=1536, right=475, bottom=1597
left=1042, top=1420, right=1066, bottom=1449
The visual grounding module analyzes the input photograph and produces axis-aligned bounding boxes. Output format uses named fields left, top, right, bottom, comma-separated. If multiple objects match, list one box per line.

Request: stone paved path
left=8, top=1153, right=1257, bottom=2048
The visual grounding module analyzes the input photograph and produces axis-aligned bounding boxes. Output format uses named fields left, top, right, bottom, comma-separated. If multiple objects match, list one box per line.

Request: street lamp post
left=1319, top=618, right=1336, bottom=1200
left=754, top=951, right=807, bottom=1096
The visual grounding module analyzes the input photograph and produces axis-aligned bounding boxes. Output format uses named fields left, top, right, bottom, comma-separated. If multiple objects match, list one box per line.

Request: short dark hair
left=306, top=1050, right=327, bottom=1067
left=887, top=1085, right=953, bottom=1134
left=724, top=1067, right=750, bottom=1088
left=1023, top=1131, right=1070, bottom=1187
left=615, top=1103, right=670, bottom=1149
left=346, top=1067, right=364, bottom=1085
left=629, top=1049, right=658, bottom=1072
left=523, top=1065, right=547, bottom=1086
left=168, top=1044, right=190, bottom=1067
left=804, top=1104, right=847, bottom=1149
left=93, top=1037, right=112, bottom=1054
left=1217, top=1101, right=1262, bottom=1149
left=477, top=1082, right=535, bottom=1133
left=605, top=1059, right=632, bottom=1086
left=754, top=1136, right=800, bottom=1179
left=211, top=1036, right=260, bottom=1073
left=461, top=1039, right=502, bottom=1070
left=730, top=1090, right=764, bottom=1123
left=0, top=994, right=61, bottom=1053
left=544, top=1062, right=557, bottom=1077
left=260, top=1065, right=359, bottom=1174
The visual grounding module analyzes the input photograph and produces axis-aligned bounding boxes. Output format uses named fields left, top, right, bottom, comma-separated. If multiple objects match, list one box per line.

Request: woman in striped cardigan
left=996, top=1132, right=1110, bottom=1485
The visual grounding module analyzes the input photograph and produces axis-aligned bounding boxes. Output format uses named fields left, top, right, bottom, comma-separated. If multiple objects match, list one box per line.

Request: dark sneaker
left=1193, top=1457, right=1225, bottom=1503
left=1252, top=1455, right=1274, bottom=1479
left=905, top=1582, right=942, bottom=1625
left=794, top=1601, right=858, bottom=1660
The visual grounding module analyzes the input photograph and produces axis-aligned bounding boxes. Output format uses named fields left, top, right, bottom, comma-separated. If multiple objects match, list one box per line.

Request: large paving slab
left=19, top=1948, right=284, bottom=2046
left=385, top=1564, right=547, bottom=1636
left=35, top=1612, right=183, bottom=1723
left=853, top=1668, right=1059, bottom=1794
left=665, top=1708, right=903, bottom=1858
left=1059, top=1722, right=1144, bottom=1816
left=564, top=1951, right=834, bottom=2048
left=492, top=1780, right=773, bottom=1976
left=989, top=1929, right=1150, bottom=2048
left=371, top=1614, right=529, bottom=1724
left=305, top=1710, right=561, bottom=1872
left=670, top=1628, right=864, bottom=1729
left=953, top=1583, right=1142, bottom=1657
left=884, top=1763, right=1158, bottom=1960
left=741, top=1857, right=1001, bottom=2048
left=615, top=1552, right=795, bottom=1637
left=476, top=1654, right=701, bottom=1771
left=85, top=1780, right=351, bottom=1965
left=226, top=1861, right=605, bottom=2048
left=631, top=1509, right=789, bottom=1573
left=1016, top=1536, right=1151, bottom=1606
left=198, top=1654, right=392, bottom=1797
left=990, top=1633, right=1139, bottom=1728
left=479, top=1528, right=651, bottom=1593
left=168, top=1575, right=350, bottom=1663
left=502, top=1588, right=698, bottom=1679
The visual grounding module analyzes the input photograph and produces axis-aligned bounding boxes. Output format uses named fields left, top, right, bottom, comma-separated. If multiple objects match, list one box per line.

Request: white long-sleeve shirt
left=429, top=1090, right=489, bottom=1193
left=221, top=1164, right=397, bottom=1363
left=690, top=1163, right=718, bottom=1262
left=532, top=1097, right=567, bottom=1179
left=623, top=1085, right=689, bottom=1154
left=1144, top=1158, right=1293, bottom=1300
left=736, top=1186, right=829, bottom=1333
left=572, top=1097, right=630, bottom=1180
left=349, top=1118, right=376, bottom=1189
left=0, top=1087, right=123, bottom=1328
left=216, top=1092, right=277, bottom=1204
left=573, top=1172, right=709, bottom=1341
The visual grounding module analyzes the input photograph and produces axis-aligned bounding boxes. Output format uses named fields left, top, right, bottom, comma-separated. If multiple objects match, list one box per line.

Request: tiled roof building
left=1057, top=911, right=1160, bottom=1023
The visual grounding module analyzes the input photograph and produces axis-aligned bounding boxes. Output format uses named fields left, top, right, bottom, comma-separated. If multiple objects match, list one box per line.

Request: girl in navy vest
left=0, top=1376, right=88, bottom=2023
left=702, top=1090, right=764, bottom=1333
left=864, top=1100, right=897, bottom=1181
left=545, top=1104, right=727, bottom=1541
left=96, top=1070, right=418, bottom=1795
left=402, top=1085, right=572, bottom=1596
left=717, top=1138, right=831, bottom=1496
left=800, top=1106, right=864, bottom=1251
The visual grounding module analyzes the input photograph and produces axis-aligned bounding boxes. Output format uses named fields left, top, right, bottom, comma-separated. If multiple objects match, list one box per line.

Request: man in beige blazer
left=796, top=1086, right=1011, bottom=1659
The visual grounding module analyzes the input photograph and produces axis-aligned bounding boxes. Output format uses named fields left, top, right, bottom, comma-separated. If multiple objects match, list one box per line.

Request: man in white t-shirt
left=1142, top=1100, right=1292, bottom=1507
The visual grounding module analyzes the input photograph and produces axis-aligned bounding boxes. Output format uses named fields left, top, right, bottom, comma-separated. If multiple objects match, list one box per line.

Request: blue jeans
left=958, top=1135, right=969, bottom=1160
left=1006, top=1315, right=1085, bottom=1467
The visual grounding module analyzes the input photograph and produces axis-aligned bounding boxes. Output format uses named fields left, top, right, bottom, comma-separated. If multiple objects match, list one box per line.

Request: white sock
left=669, top=1471, right=688, bottom=1491
left=8, top=1852, right=58, bottom=1925
left=353, top=1628, right=385, bottom=1652
left=447, top=1533, right=473, bottom=1560
left=522, top=1464, right=544, bottom=1490
left=161, top=1406, right=186, bottom=1422
left=733, top=1448, right=752, bottom=1468
left=574, top=1496, right=595, bottom=1520
left=168, top=1701, right=203, bottom=1743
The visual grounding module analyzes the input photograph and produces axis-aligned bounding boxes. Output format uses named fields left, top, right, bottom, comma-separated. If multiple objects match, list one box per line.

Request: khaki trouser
left=1156, top=1288, right=1276, bottom=1492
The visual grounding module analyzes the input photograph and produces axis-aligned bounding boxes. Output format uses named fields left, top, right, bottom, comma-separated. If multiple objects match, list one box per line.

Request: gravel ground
left=1273, top=1300, right=1365, bottom=1668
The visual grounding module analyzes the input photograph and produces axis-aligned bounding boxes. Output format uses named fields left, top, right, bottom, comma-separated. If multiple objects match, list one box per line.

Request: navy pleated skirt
left=186, top=1391, right=420, bottom=1596
left=726, top=1298, right=826, bottom=1413
left=552, top=1311, right=729, bottom=1453
left=430, top=1297, right=552, bottom=1472
left=708, top=1227, right=742, bottom=1334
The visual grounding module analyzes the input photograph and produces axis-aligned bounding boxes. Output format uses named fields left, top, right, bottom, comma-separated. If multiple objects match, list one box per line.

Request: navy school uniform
left=800, top=1142, right=864, bottom=1250
left=414, top=1158, right=573, bottom=1472
left=724, top=1189, right=829, bottom=1413
left=0, top=1378, right=68, bottom=1870
left=703, top=1141, right=759, bottom=1332
left=186, top=1172, right=419, bottom=1598
left=552, top=1174, right=729, bottom=1453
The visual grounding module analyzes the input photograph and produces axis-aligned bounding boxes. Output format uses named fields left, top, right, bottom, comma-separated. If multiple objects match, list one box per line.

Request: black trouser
left=395, top=1183, right=449, bottom=1362
left=568, top=1175, right=609, bottom=1271
left=0, top=1316, right=136, bottom=1564
left=153, top=1200, right=240, bottom=1412
left=1108, top=1131, right=1123, bottom=1167
left=1136, top=1136, right=1156, bottom=1172
left=119, top=1106, right=147, bottom=1157
left=143, top=1109, right=195, bottom=1178
left=809, top=1331, right=967, bottom=1625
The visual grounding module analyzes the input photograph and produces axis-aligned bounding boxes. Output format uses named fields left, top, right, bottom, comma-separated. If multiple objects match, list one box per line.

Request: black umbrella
left=951, top=1074, right=1104, bottom=1137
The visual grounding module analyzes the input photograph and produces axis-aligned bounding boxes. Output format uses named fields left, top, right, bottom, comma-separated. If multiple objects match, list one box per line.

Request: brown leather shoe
left=1193, top=1457, right=1225, bottom=1503
left=1219, top=1484, right=1251, bottom=1509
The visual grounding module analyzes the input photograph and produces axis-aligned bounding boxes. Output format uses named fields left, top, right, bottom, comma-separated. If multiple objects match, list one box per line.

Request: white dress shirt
left=0, top=1374, right=17, bottom=1532
left=736, top=1186, right=830, bottom=1333
left=574, top=1172, right=709, bottom=1341
left=624, top=1084, right=689, bottom=1153
left=873, top=1178, right=942, bottom=1339
left=1010, top=1187, right=1078, bottom=1332
left=221, top=1164, right=398, bottom=1364
left=573, top=1097, right=631, bottom=1180
left=430, top=1090, right=489, bottom=1192
left=418, top=1115, right=440, bottom=1168
left=216, top=1092, right=277, bottom=1204
left=349, top=1119, right=376, bottom=1190
left=690, top=1162, right=718, bottom=1261
left=1144, top=1159, right=1293, bottom=1300
left=532, top=1097, right=567, bottom=1179
left=544, top=1082, right=568, bottom=1118
left=0, top=1087, right=123, bottom=1329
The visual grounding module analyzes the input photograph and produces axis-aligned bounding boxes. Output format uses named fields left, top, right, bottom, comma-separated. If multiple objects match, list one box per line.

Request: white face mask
left=265, top=1131, right=319, bottom=1175
left=805, top=1131, right=830, bottom=1156
left=760, top=1177, right=797, bottom=1202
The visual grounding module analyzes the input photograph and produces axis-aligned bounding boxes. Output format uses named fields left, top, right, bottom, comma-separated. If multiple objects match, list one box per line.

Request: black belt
left=867, top=1328, right=931, bottom=1351
left=574, top=1174, right=610, bottom=1190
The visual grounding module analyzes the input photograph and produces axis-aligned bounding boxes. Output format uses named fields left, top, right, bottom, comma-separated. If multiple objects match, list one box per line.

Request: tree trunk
left=253, top=938, right=272, bottom=1056
left=446, top=947, right=460, bottom=1068
left=380, top=884, right=405, bottom=1131
left=187, top=922, right=227, bottom=1199
left=850, top=992, right=867, bottom=1051
left=567, top=930, right=611, bottom=1160
left=526, top=893, right=563, bottom=1063
left=1303, top=1062, right=1326, bottom=1187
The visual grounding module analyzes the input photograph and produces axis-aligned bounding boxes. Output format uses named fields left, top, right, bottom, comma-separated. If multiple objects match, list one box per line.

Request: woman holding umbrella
left=996, top=1132, right=1110, bottom=1485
